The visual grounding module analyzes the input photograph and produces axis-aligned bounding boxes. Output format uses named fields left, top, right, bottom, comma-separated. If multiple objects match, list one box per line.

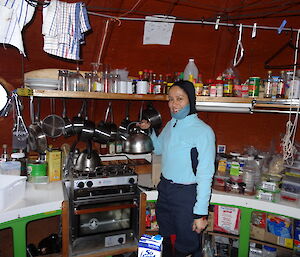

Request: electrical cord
left=281, top=29, right=300, bottom=166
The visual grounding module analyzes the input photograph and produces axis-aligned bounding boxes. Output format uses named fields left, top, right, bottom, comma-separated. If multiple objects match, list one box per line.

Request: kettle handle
left=126, top=121, right=139, bottom=133
left=87, top=140, right=92, bottom=159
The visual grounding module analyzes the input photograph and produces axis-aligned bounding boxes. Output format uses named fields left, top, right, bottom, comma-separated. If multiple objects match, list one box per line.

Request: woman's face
left=168, top=86, right=189, bottom=114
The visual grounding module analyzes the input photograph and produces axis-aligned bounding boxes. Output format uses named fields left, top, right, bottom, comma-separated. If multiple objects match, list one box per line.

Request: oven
left=66, top=164, right=141, bottom=255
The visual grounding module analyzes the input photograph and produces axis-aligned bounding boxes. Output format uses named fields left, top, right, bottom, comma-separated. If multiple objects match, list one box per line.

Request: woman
left=139, top=80, right=215, bottom=257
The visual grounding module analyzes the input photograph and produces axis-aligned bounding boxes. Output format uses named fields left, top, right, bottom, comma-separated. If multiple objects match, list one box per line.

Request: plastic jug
left=183, top=58, right=199, bottom=82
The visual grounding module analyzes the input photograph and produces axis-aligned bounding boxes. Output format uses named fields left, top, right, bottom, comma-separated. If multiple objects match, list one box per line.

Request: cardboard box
left=46, top=150, right=62, bottom=182
left=138, top=234, right=163, bottom=257
left=250, top=225, right=265, bottom=242
left=250, top=224, right=294, bottom=249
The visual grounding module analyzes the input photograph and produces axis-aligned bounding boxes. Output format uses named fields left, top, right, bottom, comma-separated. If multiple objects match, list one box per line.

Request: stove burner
left=72, top=164, right=135, bottom=179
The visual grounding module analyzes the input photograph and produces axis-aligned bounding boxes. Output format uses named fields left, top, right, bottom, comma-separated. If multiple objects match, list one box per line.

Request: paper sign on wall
left=143, top=15, right=176, bottom=45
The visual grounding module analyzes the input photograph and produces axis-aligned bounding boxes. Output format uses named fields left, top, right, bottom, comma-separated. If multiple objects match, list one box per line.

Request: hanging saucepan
left=118, top=101, right=131, bottom=140
left=106, top=102, right=117, bottom=141
left=122, top=122, right=154, bottom=154
left=62, top=99, right=74, bottom=137
left=74, top=140, right=101, bottom=172
left=41, top=98, right=65, bottom=138
left=72, top=101, right=86, bottom=135
left=28, top=97, right=47, bottom=153
left=78, top=101, right=95, bottom=142
left=93, top=104, right=112, bottom=144
left=141, top=102, right=162, bottom=129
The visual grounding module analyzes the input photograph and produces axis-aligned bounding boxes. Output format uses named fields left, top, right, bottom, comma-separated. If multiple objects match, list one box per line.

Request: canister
left=248, top=77, right=260, bottom=97
left=27, top=161, right=47, bottom=183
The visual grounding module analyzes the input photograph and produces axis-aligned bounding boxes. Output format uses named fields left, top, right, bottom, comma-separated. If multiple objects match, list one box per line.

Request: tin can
left=27, top=161, right=47, bottom=177
left=248, top=77, right=260, bottom=97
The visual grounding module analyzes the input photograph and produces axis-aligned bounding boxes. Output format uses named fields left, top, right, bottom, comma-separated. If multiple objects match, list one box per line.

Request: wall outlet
left=217, top=145, right=226, bottom=154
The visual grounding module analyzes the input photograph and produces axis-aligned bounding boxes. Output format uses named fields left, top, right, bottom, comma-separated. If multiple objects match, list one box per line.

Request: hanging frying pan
left=62, top=99, right=74, bottom=137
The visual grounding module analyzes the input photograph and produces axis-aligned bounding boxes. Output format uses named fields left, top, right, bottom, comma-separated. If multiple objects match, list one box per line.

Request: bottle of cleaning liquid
left=184, top=58, right=199, bottom=82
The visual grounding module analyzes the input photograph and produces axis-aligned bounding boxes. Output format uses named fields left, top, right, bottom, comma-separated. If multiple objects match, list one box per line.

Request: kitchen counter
left=144, top=189, right=300, bottom=218
left=0, top=181, right=65, bottom=223
left=0, top=181, right=66, bottom=257
left=144, top=189, right=300, bottom=257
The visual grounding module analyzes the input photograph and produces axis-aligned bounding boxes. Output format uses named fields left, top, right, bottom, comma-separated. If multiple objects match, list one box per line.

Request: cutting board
left=24, top=68, right=89, bottom=80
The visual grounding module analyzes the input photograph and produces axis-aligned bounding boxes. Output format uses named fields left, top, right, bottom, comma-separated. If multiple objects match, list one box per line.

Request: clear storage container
left=0, top=175, right=26, bottom=211
left=282, top=175, right=300, bottom=194
left=0, top=161, right=21, bottom=176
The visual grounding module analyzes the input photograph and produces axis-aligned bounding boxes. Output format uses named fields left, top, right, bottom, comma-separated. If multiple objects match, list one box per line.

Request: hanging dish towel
left=42, top=0, right=91, bottom=60
left=0, top=0, right=35, bottom=56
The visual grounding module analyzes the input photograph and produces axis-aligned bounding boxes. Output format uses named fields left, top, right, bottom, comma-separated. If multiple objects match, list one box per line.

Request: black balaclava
left=171, top=80, right=197, bottom=115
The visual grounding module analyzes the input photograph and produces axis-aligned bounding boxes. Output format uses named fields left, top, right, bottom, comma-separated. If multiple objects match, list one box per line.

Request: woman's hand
left=192, top=217, right=208, bottom=234
left=137, top=119, right=151, bottom=130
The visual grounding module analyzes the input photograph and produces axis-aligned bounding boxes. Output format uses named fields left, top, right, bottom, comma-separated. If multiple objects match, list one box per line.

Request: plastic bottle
left=264, top=71, right=273, bottom=98
left=216, top=74, right=224, bottom=97
left=243, top=156, right=260, bottom=194
left=184, top=58, right=199, bottom=82
left=0, top=144, right=8, bottom=162
left=11, top=151, right=27, bottom=176
left=276, top=70, right=285, bottom=98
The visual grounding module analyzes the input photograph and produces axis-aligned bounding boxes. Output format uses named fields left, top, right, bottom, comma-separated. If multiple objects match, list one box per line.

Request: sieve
left=42, top=98, right=65, bottom=138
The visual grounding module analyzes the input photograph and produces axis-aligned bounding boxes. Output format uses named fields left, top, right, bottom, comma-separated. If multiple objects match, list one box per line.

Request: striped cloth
left=43, top=0, right=91, bottom=60
left=0, top=0, right=35, bottom=56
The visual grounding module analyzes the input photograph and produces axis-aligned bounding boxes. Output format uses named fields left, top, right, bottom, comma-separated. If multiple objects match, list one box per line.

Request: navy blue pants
left=156, top=176, right=202, bottom=255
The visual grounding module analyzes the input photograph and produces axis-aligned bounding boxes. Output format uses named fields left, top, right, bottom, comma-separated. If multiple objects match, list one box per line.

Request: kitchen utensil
left=11, top=92, right=28, bottom=149
left=78, top=101, right=95, bottom=142
left=28, top=97, right=47, bottom=153
left=72, top=101, right=86, bottom=134
left=122, top=122, right=154, bottom=154
left=42, top=98, right=65, bottom=138
left=74, top=140, right=101, bottom=172
left=62, top=99, right=74, bottom=137
left=141, top=102, right=162, bottom=129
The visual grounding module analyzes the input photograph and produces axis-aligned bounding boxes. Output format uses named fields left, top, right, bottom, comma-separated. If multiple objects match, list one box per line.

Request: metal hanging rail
left=88, top=11, right=300, bottom=32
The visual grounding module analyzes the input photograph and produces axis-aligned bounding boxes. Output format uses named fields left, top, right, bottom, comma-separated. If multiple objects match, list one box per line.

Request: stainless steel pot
left=122, top=122, right=153, bottom=154
left=72, top=101, right=86, bottom=135
left=62, top=99, right=74, bottom=137
left=141, top=102, right=162, bottom=129
left=28, top=97, right=47, bottom=153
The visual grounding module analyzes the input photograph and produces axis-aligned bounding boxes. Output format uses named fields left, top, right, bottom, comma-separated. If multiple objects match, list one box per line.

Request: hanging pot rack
left=88, top=11, right=300, bottom=33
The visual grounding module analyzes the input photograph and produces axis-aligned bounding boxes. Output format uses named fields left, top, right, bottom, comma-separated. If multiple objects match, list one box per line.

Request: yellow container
left=46, top=150, right=62, bottom=182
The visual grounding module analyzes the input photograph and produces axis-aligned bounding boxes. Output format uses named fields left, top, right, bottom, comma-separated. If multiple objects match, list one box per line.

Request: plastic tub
left=282, top=175, right=300, bottom=194
left=280, top=190, right=300, bottom=202
left=0, top=175, right=26, bottom=211
left=0, top=161, right=21, bottom=176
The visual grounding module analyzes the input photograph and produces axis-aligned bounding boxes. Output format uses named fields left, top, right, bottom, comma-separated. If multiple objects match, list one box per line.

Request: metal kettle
left=74, top=141, right=101, bottom=172
left=122, top=122, right=154, bottom=154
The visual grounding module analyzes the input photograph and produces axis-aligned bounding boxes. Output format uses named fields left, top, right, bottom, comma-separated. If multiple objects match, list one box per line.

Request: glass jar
left=58, top=70, right=69, bottom=91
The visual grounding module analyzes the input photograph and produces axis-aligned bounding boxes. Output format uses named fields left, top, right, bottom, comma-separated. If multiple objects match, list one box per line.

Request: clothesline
left=88, top=11, right=300, bottom=33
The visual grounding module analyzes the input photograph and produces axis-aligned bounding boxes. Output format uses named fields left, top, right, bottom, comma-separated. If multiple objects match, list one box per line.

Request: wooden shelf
left=18, top=89, right=168, bottom=101
left=17, top=88, right=300, bottom=110
left=206, top=231, right=293, bottom=253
